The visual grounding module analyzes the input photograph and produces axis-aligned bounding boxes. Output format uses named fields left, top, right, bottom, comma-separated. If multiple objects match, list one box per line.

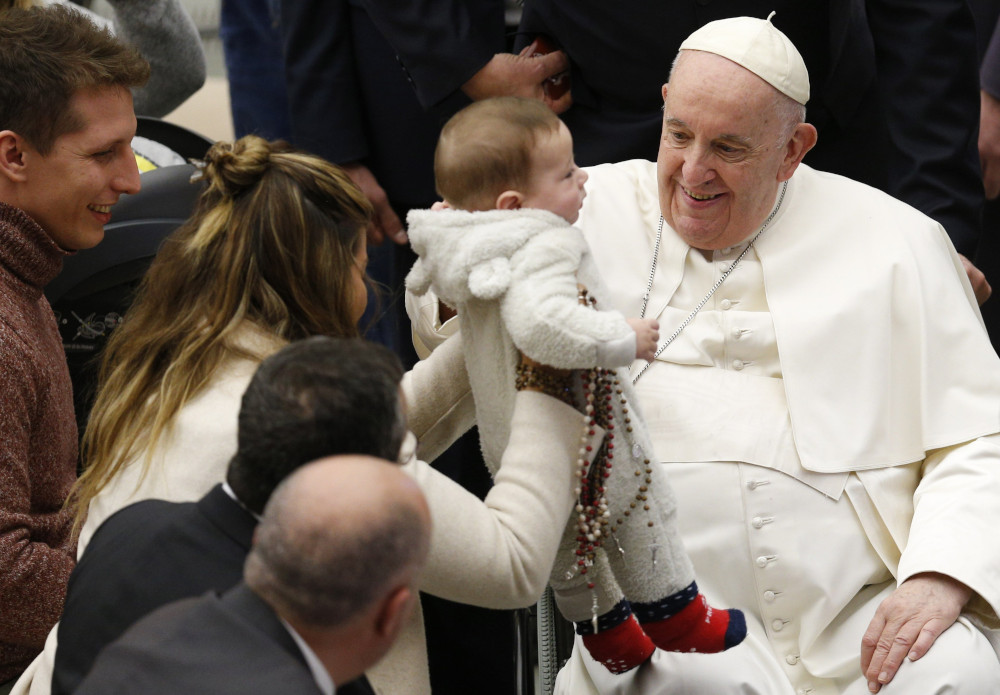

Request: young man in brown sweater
left=0, top=6, right=149, bottom=688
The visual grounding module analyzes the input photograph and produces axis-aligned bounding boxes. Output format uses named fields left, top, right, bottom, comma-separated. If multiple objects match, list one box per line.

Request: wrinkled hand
left=959, top=254, right=992, bottom=305
left=461, top=49, right=572, bottom=114
left=341, top=162, right=407, bottom=246
left=627, top=317, right=660, bottom=361
left=860, top=572, right=971, bottom=692
left=980, top=90, right=1000, bottom=200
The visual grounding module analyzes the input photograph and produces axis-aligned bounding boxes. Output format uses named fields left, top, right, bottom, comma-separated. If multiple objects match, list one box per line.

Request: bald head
left=244, top=455, right=431, bottom=629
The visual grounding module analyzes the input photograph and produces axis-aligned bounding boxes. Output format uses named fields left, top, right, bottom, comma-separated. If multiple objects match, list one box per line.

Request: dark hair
left=0, top=4, right=149, bottom=153
left=226, top=336, right=406, bottom=514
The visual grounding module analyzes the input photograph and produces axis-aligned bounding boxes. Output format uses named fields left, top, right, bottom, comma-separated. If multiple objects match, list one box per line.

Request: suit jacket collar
left=197, top=484, right=257, bottom=551
left=222, top=584, right=302, bottom=657
left=219, top=549, right=376, bottom=695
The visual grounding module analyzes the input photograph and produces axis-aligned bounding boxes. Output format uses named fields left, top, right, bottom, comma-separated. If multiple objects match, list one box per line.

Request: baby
left=406, top=97, right=745, bottom=673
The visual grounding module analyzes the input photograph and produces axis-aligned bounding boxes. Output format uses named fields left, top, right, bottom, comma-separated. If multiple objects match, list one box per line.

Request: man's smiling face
left=657, top=51, right=796, bottom=251
left=15, top=85, right=140, bottom=251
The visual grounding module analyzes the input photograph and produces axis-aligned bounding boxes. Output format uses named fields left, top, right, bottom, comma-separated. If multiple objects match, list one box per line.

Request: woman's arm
left=406, top=388, right=600, bottom=608
left=401, top=332, right=475, bottom=463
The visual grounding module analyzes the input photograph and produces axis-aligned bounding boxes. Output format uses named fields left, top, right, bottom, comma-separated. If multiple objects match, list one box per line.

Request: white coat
left=575, top=159, right=1000, bottom=654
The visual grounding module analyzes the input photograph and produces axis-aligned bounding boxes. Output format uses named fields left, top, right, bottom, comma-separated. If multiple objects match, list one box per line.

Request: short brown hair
left=434, top=97, right=562, bottom=210
left=0, top=4, right=150, bottom=153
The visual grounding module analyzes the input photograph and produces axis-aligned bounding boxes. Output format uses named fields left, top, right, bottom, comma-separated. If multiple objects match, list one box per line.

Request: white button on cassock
left=786, top=654, right=800, bottom=665
left=720, top=298, right=733, bottom=310
left=733, top=359, right=745, bottom=370
left=771, top=619, right=785, bottom=631
left=763, top=590, right=776, bottom=602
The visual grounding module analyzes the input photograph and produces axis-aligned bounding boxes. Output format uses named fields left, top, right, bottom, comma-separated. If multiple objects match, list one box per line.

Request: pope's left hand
left=860, top=572, right=972, bottom=692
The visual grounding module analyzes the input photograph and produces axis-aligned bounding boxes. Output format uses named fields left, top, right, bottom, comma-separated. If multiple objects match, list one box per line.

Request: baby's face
left=521, top=122, right=588, bottom=224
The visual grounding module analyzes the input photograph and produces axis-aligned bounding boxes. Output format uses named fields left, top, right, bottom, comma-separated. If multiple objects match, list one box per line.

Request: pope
left=549, top=14, right=1000, bottom=695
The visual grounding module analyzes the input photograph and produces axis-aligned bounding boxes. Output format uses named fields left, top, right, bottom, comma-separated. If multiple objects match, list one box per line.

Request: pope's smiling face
left=657, top=51, right=813, bottom=251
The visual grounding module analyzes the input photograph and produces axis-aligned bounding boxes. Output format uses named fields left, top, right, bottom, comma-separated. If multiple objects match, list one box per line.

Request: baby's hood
left=405, top=207, right=568, bottom=305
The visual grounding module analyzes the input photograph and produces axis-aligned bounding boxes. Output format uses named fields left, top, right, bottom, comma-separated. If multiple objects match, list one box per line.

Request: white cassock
left=554, top=160, right=1000, bottom=694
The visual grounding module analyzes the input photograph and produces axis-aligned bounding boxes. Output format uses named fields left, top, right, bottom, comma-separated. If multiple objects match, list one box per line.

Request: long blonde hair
left=72, top=136, right=373, bottom=526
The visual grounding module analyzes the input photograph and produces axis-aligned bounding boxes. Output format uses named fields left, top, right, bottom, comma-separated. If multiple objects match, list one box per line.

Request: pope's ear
left=777, top=123, right=818, bottom=182
left=495, top=190, right=524, bottom=211
left=0, top=131, right=28, bottom=183
left=661, top=83, right=669, bottom=102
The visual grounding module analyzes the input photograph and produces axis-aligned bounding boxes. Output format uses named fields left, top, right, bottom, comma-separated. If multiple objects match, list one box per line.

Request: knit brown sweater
left=0, top=202, right=77, bottom=682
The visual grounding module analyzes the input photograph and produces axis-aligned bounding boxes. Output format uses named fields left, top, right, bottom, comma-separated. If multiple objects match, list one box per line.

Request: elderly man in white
left=407, top=14, right=1000, bottom=694
left=546, top=14, right=1000, bottom=695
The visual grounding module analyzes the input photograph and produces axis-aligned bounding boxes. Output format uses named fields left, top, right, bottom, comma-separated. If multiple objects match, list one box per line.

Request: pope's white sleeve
left=405, top=390, right=603, bottom=608
left=897, top=433, right=1000, bottom=622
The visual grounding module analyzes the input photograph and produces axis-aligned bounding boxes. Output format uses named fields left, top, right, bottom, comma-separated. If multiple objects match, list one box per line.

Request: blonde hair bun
left=203, top=135, right=272, bottom=199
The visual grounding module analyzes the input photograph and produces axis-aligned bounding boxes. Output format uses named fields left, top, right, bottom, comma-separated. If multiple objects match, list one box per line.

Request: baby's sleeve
left=501, top=228, right=635, bottom=368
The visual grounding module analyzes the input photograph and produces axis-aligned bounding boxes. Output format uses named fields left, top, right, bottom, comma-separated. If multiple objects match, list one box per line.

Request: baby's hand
left=628, top=318, right=659, bottom=361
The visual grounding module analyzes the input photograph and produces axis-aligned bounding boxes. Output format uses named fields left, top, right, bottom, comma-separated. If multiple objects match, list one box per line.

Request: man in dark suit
left=52, top=337, right=406, bottom=695
left=74, top=455, right=432, bottom=694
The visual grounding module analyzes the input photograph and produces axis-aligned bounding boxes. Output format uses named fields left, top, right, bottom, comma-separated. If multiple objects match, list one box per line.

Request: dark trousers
left=219, top=0, right=292, bottom=141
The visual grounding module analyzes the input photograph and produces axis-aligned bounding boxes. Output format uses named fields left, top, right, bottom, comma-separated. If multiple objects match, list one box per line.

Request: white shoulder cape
left=578, top=160, right=1000, bottom=473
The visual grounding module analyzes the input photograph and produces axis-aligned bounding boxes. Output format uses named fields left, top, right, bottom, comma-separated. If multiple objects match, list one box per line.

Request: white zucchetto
left=679, top=12, right=810, bottom=105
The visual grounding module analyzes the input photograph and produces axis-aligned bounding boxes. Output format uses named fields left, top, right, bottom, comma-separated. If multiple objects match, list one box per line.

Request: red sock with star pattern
left=634, top=582, right=747, bottom=653
left=580, top=613, right=656, bottom=674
